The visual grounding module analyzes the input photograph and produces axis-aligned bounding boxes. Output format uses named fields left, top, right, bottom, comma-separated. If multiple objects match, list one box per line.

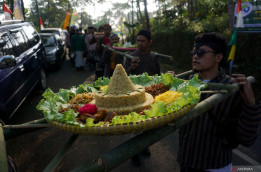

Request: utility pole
left=131, top=0, right=134, bottom=44
left=34, top=0, right=40, bottom=30
left=21, top=0, right=25, bottom=20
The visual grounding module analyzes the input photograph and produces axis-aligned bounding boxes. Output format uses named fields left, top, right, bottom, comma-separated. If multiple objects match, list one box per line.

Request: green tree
left=28, top=0, right=72, bottom=30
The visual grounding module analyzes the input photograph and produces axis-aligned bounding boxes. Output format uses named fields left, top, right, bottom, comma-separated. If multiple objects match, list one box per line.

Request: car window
left=10, top=30, right=29, bottom=56
left=22, top=25, right=40, bottom=47
left=0, top=33, right=16, bottom=58
left=41, top=35, right=56, bottom=46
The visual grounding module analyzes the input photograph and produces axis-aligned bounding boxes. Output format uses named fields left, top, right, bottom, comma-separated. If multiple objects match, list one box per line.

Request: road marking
left=233, top=149, right=261, bottom=165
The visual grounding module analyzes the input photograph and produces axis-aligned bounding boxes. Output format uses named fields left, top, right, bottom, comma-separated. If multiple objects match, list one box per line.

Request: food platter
left=37, top=65, right=206, bottom=136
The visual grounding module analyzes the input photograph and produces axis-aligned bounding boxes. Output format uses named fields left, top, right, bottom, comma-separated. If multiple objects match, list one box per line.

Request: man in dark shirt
left=178, top=32, right=261, bottom=172
left=101, top=33, right=124, bottom=77
left=124, top=29, right=160, bottom=76
left=124, top=29, right=160, bottom=167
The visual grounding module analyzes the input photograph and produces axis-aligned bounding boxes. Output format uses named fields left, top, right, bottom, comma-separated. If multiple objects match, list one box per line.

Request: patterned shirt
left=123, top=50, right=160, bottom=76
left=177, top=70, right=261, bottom=170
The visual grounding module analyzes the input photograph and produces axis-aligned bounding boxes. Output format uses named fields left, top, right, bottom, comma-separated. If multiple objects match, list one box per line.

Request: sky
left=23, top=0, right=158, bottom=20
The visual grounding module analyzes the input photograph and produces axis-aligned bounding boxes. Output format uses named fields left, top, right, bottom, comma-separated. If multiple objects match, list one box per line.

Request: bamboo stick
left=151, top=51, right=174, bottom=60
left=0, top=123, right=8, bottom=172
left=44, top=134, right=78, bottom=172
left=2, top=124, right=50, bottom=129
left=102, top=44, right=173, bottom=60
left=101, top=44, right=134, bottom=59
left=201, top=90, right=228, bottom=94
left=175, top=70, right=195, bottom=78
left=4, top=118, right=48, bottom=140
left=206, top=82, right=238, bottom=92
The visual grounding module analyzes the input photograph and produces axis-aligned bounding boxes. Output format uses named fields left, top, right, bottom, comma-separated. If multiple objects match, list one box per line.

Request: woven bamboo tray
left=47, top=104, right=195, bottom=136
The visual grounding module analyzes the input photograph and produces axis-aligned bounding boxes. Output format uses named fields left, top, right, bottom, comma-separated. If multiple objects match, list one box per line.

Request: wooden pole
left=152, top=51, right=173, bottom=61
left=4, top=118, right=47, bottom=140
left=2, top=124, right=50, bottom=129
left=44, top=134, right=78, bottom=172
left=0, top=123, right=8, bottom=172
left=102, top=44, right=174, bottom=60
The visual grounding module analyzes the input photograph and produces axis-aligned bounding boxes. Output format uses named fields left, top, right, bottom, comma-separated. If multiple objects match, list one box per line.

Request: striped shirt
left=177, top=70, right=261, bottom=170
left=123, top=50, right=160, bottom=76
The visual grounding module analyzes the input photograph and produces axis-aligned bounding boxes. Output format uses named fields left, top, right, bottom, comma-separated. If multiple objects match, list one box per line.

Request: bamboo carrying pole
left=4, top=118, right=47, bottom=140
left=0, top=123, right=8, bottom=172
left=101, top=44, right=173, bottom=60
left=44, top=134, right=78, bottom=172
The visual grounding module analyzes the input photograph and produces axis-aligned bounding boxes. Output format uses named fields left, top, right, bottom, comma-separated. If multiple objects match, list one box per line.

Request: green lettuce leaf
left=144, top=101, right=167, bottom=118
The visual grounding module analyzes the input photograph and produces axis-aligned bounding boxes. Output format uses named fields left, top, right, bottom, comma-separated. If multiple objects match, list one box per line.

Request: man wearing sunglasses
left=177, top=32, right=261, bottom=172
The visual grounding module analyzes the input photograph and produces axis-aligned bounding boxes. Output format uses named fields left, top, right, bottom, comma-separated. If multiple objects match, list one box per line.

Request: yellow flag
left=228, top=45, right=236, bottom=61
left=63, top=10, right=71, bottom=30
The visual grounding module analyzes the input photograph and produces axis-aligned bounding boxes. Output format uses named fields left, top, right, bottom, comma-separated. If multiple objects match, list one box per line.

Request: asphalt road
left=4, top=58, right=261, bottom=172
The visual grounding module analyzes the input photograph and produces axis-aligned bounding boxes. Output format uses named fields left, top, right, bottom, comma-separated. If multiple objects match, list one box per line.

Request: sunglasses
left=190, top=49, right=217, bottom=58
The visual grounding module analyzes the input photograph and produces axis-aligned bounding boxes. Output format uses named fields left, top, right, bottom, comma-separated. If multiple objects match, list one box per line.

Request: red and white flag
left=39, top=17, right=44, bottom=30
left=236, top=0, right=244, bottom=28
left=4, top=3, right=12, bottom=20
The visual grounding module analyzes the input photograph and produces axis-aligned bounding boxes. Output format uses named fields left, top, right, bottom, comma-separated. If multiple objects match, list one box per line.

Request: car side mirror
left=0, top=55, right=17, bottom=69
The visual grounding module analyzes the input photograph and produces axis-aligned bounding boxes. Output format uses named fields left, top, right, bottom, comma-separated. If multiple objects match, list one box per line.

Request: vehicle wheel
left=36, top=68, right=47, bottom=90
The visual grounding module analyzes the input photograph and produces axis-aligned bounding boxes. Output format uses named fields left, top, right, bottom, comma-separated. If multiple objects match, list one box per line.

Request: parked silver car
left=40, top=33, right=64, bottom=69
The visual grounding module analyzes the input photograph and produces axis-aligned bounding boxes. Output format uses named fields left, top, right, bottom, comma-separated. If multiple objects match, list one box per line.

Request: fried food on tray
left=78, top=113, right=93, bottom=123
left=68, top=92, right=95, bottom=104
left=59, top=104, right=81, bottom=113
left=104, top=112, right=117, bottom=122
left=94, top=110, right=108, bottom=123
left=145, top=83, right=169, bottom=98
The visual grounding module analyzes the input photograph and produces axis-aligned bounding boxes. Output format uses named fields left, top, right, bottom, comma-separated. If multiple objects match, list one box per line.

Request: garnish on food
left=78, top=104, right=98, bottom=115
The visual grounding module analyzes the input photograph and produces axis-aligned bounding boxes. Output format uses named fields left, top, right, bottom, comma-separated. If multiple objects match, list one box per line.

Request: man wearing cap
left=124, top=29, right=160, bottom=76
left=177, top=32, right=261, bottom=172
left=101, top=33, right=124, bottom=77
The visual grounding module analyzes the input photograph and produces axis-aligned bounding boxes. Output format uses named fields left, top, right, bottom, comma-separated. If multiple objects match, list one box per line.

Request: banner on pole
left=234, top=1, right=261, bottom=32
left=63, top=10, right=71, bottom=30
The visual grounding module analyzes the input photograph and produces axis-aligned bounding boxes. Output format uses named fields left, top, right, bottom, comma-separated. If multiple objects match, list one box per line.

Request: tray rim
left=46, top=104, right=195, bottom=136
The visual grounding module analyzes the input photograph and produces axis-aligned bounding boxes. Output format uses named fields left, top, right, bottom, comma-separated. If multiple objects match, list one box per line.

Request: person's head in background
left=136, top=29, right=152, bottom=54
left=191, top=32, right=227, bottom=76
left=109, top=33, right=119, bottom=46
left=75, top=28, right=80, bottom=34
left=88, top=26, right=95, bottom=35
left=98, top=26, right=104, bottom=32
left=66, top=26, right=70, bottom=32
left=102, top=24, right=112, bottom=37
left=84, top=28, right=88, bottom=35
left=79, top=27, right=83, bottom=34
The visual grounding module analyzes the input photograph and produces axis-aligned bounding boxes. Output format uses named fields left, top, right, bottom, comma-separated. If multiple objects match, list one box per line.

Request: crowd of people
left=63, top=23, right=261, bottom=172
left=64, top=24, right=160, bottom=79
